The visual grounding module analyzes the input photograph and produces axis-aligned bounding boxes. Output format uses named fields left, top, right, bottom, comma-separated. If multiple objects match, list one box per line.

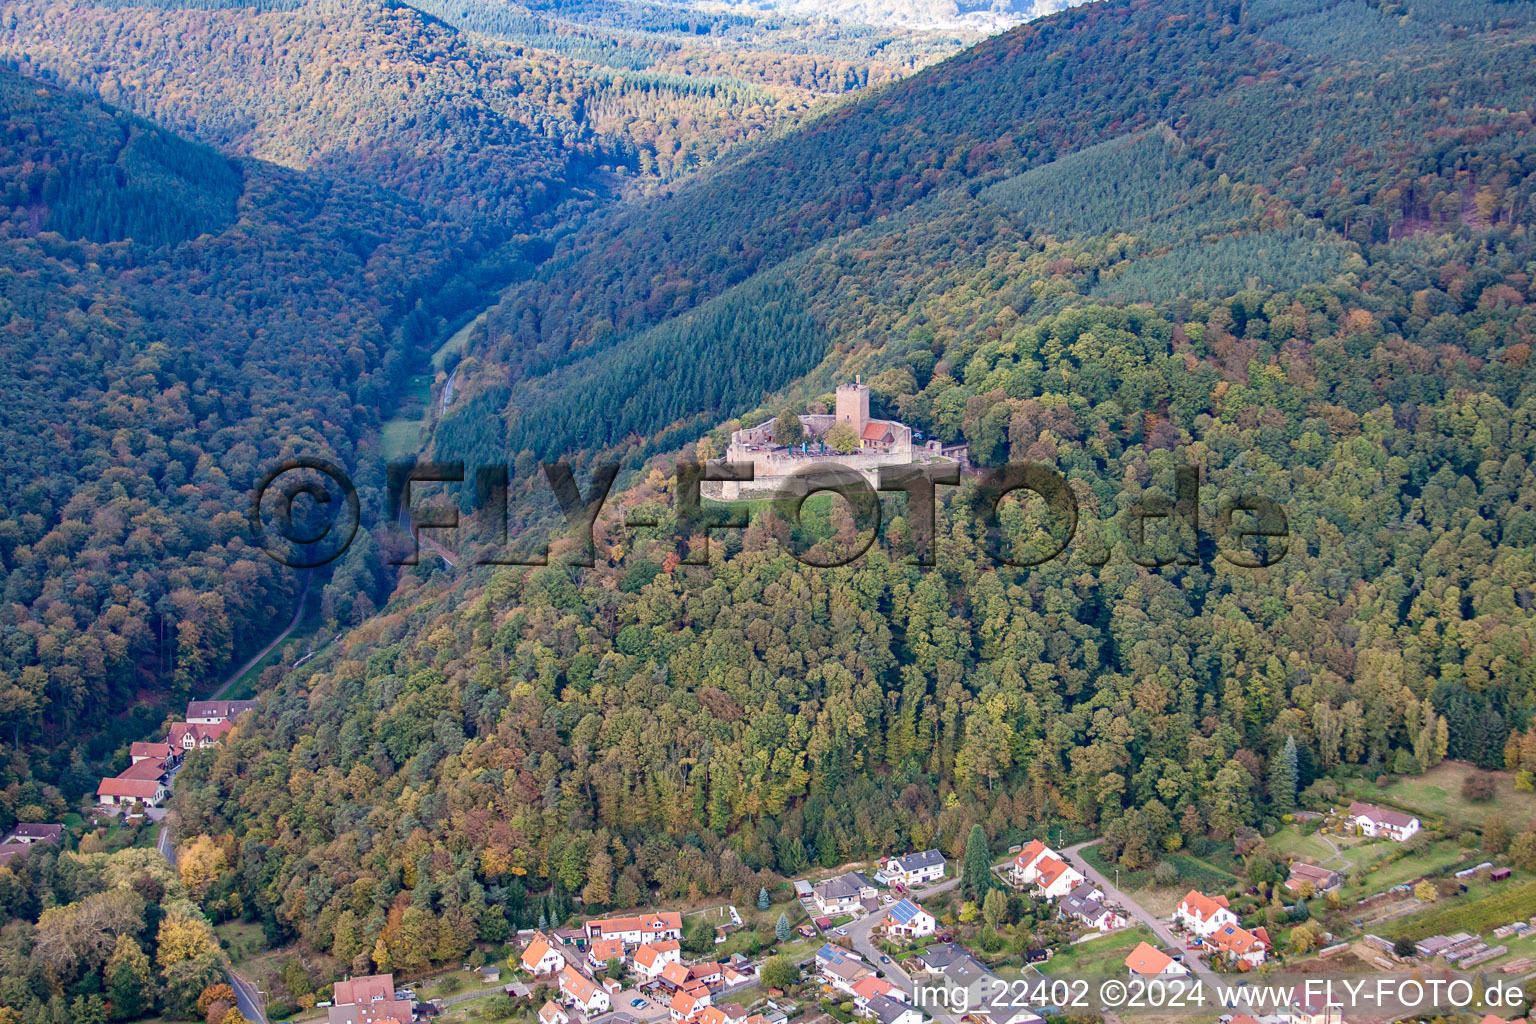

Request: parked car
left=879, top=956, right=890, bottom=964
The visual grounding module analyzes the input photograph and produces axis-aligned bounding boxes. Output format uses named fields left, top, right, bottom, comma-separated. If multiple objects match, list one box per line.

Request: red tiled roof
left=1125, top=942, right=1175, bottom=976
left=97, top=777, right=161, bottom=799
left=116, top=759, right=166, bottom=781
left=1178, top=890, right=1229, bottom=918
left=334, top=973, right=395, bottom=1004
left=521, top=936, right=556, bottom=971
left=861, top=421, right=893, bottom=441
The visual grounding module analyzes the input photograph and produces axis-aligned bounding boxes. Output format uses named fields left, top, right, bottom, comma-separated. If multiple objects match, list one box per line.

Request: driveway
left=1061, top=841, right=1218, bottom=984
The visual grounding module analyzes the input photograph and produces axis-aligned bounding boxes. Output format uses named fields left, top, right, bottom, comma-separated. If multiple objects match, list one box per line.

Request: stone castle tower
left=835, top=377, right=870, bottom=434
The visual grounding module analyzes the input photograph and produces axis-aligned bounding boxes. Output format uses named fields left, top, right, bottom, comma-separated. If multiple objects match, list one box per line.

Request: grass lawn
left=1343, top=838, right=1469, bottom=898
left=1338, top=761, right=1536, bottom=831
left=380, top=372, right=435, bottom=462
left=215, top=919, right=267, bottom=966
left=1036, top=926, right=1157, bottom=976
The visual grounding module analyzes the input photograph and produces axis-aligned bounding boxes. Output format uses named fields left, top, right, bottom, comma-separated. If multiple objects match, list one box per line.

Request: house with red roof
left=1347, top=801, right=1421, bottom=842
left=96, top=776, right=167, bottom=807
left=330, top=973, right=412, bottom=1024
left=168, top=719, right=233, bottom=752
left=1030, top=855, right=1085, bottom=900
left=130, top=741, right=177, bottom=768
left=669, top=984, right=712, bottom=1023
left=584, top=911, right=683, bottom=946
left=1175, top=889, right=1238, bottom=938
left=521, top=934, right=565, bottom=976
left=559, top=966, right=611, bottom=1016
left=632, top=940, right=683, bottom=981
left=1124, top=942, right=1188, bottom=977
left=1208, top=922, right=1268, bottom=967
left=587, top=937, right=625, bottom=971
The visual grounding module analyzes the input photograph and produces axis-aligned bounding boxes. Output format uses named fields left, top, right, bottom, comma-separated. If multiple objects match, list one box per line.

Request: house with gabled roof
left=885, top=898, right=936, bottom=939
left=669, top=984, right=711, bottom=1023
left=863, top=993, right=925, bottom=1024
left=1347, top=801, right=1421, bottom=842
left=587, top=937, right=625, bottom=971
left=130, top=741, right=177, bottom=767
left=559, top=966, right=611, bottom=1016
left=539, top=1001, right=571, bottom=1024
left=1284, top=862, right=1341, bottom=894
left=878, top=849, right=946, bottom=887
left=329, top=973, right=412, bottom=1024
left=1030, top=855, right=1085, bottom=900
left=4, top=824, right=62, bottom=845
left=168, top=719, right=232, bottom=751
left=1124, top=942, right=1187, bottom=977
left=1209, top=922, right=1269, bottom=967
left=585, top=911, right=684, bottom=946
left=96, top=775, right=167, bottom=807
left=659, top=961, right=693, bottom=989
left=1175, top=889, right=1237, bottom=938
left=522, top=934, right=565, bottom=976
left=185, top=699, right=257, bottom=724
left=632, top=940, right=682, bottom=981
left=812, top=872, right=877, bottom=915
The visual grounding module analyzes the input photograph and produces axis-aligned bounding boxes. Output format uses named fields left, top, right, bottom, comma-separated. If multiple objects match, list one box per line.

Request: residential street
left=842, top=875, right=964, bottom=1024
left=1060, top=841, right=1219, bottom=984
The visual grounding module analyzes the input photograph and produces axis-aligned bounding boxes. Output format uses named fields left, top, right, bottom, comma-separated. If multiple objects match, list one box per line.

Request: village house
left=659, top=962, right=693, bottom=990
left=521, top=934, right=565, bottom=976
left=877, top=850, right=946, bottom=887
left=169, top=719, right=233, bottom=751
left=632, top=940, right=683, bottom=981
left=1208, top=922, right=1270, bottom=967
left=1124, top=942, right=1188, bottom=977
left=329, top=973, right=413, bottom=1024
left=1030, top=855, right=1085, bottom=900
left=586, top=937, right=625, bottom=972
left=185, top=699, right=257, bottom=724
left=669, top=984, right=711, bottom=1023
left=885, top=898, right=937, bottom=939
left=584, top=911, right=684, bottom=946
left=1347, top=801, right=1421, bottom=842
left=1175, top=890, right=1238, bottom=938
left=851, top=975, right=902, bottom=1013
left=811, top=872, right=877, bottom=915
left=910, top=942, right=995, bottom=1011
left=1009, top=840, right=1081, bottom=895
left=863, top=993, right=925, bottom=1024
left=559, top=966, right=612, bottom=1016
left=1058, top=883, right=1125, bottom=931
left=96, top=775, right=168, bottom=808
left=1284, top=862, right=1342, bottom=894
left=130, top=741, right=178, bottom=768
left=539, top=1001, right=571, bottom=1024
left=687, top=962, right=724, bottom=987
left=817, top=945, right=877, bottom=996
left=3, top=823, right=62, bottom=845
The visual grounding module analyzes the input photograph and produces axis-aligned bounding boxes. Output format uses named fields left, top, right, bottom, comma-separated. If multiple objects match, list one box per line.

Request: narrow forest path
left=209, top=573, right=311, bottom=700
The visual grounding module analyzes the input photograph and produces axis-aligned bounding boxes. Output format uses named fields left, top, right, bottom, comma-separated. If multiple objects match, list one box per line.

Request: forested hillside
left=0, top=66, right=497, bottom=814
left=0, top=0, right=961, bottom=217
left=439, top=0, right=1536, bottom=467
left=147, top=0, right=1536, bottom=985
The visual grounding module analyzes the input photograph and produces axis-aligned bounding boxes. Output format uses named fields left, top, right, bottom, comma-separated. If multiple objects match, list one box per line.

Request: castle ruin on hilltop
left=705, top=378, right=968, bottom=500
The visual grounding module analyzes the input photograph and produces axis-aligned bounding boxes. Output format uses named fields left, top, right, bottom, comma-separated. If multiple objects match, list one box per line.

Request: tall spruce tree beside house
left=1269, top=736, right=1299, bottom=812
left=962, top=825, right=992, bottom=902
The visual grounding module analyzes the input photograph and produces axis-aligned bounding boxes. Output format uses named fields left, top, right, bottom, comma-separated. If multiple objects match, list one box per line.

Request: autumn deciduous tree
left=179, top=836, right=229, bottom=902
